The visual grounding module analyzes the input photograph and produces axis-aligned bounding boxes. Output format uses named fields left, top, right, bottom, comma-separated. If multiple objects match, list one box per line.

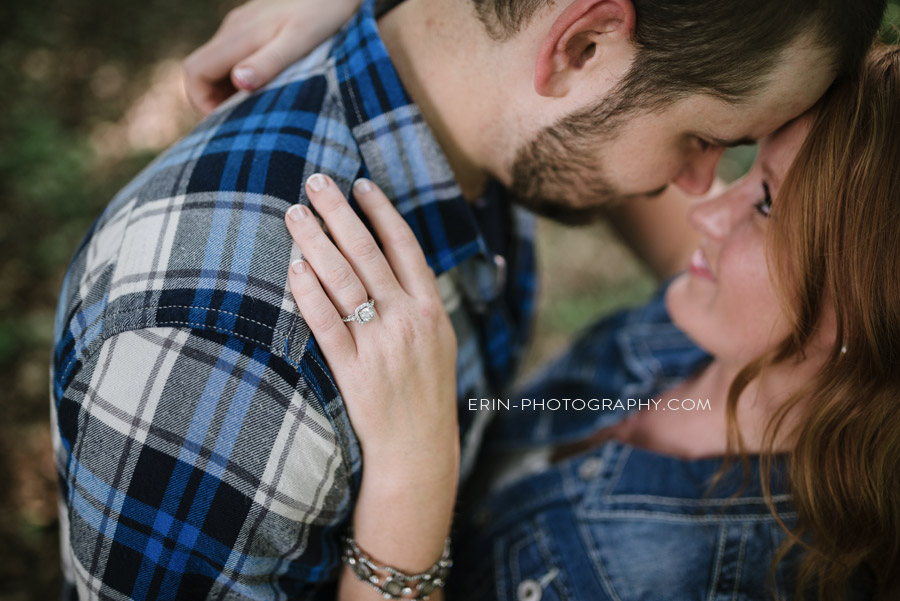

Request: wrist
left=350, top=458, right=458, bottom=575
left=360, top=457, right=459, bottom=503
left=349, top=505, right=454, bottom=576
left=360, top=431, right=460, bottom=484
left=341, top=531, right=452, bottom=600
left=355, top=457, right=459, bottom=518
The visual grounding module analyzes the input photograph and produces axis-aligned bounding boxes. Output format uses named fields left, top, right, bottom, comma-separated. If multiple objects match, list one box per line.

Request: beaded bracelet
left=340, top=533, right=453, bottom=600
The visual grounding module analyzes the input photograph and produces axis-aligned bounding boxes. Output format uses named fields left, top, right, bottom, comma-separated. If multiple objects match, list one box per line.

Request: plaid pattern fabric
left=50, top=2, right=537, bottom=599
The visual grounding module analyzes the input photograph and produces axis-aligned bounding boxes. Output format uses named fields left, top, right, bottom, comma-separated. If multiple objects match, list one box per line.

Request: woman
left=280, top=45, right=900, bottom=600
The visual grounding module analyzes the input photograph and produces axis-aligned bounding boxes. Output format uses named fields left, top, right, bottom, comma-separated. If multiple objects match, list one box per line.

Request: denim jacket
left=447, top=287, right=818, bottom=601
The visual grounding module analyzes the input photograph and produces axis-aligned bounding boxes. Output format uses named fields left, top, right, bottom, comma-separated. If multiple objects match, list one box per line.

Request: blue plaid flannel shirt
left=50, top=2, right=537, bottom=598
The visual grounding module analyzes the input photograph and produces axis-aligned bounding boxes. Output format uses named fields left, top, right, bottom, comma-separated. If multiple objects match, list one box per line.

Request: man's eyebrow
left=709, top=136, right=757, bottom=148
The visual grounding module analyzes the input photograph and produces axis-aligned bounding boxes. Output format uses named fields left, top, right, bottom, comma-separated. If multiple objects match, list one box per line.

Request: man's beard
left=507, top=102, right=629, bottom=225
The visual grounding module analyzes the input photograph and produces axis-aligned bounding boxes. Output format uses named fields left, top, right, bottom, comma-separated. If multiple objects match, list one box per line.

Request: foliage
left=0, top=2, right=898, bottom=598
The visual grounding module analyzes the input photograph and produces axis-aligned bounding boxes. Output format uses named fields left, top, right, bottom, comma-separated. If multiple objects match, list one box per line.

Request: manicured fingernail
left=354, top=178, right=372, bottom=194
left=287, top=204, right=309, bottom=221
left=291, top=259, right=307, bottom=274
left=307, top=174, right=328, bottom=193
left=233, top=67, right=258, bottom=89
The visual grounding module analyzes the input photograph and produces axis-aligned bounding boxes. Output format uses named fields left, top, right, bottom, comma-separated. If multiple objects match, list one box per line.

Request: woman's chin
left=665, top=273, right=691, bottom=330
left=665, top=272, right=715, bottom=355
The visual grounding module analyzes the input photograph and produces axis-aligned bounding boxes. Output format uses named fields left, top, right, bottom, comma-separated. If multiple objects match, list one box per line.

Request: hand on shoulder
left=184, top=0, right=363, bottom=114
left=284, top=175, right=460, bottom=481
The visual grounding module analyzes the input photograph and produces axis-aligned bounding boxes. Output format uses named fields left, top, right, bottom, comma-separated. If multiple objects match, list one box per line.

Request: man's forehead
left=742, top=41, right=836, bottom=133
left=673, top=38, right=834, bottom=142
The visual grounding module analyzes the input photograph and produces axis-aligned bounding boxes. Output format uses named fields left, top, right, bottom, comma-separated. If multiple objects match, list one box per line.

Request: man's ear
left=534, top=0, right=636, bottom=98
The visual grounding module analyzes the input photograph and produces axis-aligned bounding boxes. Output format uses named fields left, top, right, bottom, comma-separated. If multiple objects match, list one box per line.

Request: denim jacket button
left=517, top=579, right=542, bottom=601
left=493, top=255, right=508, bottom=293
left=578, top=457, right=604, bottom=480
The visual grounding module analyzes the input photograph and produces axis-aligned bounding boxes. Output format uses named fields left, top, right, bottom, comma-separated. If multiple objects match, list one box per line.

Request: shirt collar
left=328, top=1, right=503, bottom=302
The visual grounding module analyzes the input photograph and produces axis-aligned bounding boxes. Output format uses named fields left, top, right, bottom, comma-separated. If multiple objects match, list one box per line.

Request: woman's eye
left=697, top=138, right=713, bottom=152
left=754, top=182, right=773, bottom=217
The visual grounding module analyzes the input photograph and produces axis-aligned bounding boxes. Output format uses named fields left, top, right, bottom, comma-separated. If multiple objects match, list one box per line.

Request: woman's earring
left=840, top=343, right=848, bottom=355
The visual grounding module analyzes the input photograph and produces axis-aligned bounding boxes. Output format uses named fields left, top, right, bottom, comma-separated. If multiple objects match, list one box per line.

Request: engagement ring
left=342, top=299, right=376, bottom=325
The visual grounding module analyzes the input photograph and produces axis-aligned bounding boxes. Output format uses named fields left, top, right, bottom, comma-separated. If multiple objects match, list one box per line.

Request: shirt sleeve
left=54, top=326, right=353, bottom=600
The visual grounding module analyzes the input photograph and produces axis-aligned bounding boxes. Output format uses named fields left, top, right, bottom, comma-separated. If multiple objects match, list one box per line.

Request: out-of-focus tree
left=0, top=1, right=898, bottom=598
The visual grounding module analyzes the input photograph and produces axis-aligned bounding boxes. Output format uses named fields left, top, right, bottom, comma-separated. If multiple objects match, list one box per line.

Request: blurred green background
left=1, top=2, right=898, bottom=598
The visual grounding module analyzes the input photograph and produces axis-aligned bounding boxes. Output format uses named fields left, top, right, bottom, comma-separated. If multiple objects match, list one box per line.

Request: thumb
left=231, top=32, right=305, bottom=91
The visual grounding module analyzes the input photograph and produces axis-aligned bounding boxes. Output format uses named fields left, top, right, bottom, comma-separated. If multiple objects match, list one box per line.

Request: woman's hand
left=184, top=0, right=363, bottom=114
left=284, top=174, right=459, bottom=475
left=284, top=175, right=458, bottom=598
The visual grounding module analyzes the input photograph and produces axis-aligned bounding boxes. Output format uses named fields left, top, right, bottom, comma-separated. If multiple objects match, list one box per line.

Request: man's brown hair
left=472, top=0, right=886, bottom=111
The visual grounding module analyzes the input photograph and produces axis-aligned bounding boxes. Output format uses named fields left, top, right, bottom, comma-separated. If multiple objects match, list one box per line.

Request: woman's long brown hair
left=708, top=44, right=900, bottom=600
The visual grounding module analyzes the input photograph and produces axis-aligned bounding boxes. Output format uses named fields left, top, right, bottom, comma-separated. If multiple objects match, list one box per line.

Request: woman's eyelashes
left=754, top=182, right=773, bottom=217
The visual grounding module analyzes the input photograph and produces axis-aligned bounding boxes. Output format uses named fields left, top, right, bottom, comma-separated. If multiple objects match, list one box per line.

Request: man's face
left=507, top=39, right=836, bottom=224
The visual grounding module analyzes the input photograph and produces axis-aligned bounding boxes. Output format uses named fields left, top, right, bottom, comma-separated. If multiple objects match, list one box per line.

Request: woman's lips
left=688, top=248, right=715, bottom=281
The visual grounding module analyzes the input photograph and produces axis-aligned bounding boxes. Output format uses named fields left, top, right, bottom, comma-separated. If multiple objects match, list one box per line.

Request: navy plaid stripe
left=50, top=1, right=536, bottom=598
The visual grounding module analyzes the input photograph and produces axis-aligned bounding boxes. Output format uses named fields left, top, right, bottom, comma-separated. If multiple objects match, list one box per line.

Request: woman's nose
left=688, top=190, right=731, bottom=240
left=673, top=147, right=725, bottom=196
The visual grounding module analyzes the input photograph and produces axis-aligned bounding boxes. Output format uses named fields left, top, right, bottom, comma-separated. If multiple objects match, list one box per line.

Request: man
left=51, top=0, right=884, bottom=598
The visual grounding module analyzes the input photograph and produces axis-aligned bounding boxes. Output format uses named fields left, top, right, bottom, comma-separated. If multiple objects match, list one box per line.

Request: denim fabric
left=451, top=439, right=805, bottom=601
left=449, top=287, right=811, bottom=601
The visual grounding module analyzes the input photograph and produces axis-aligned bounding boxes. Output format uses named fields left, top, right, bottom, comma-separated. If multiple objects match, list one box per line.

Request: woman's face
left=666, top=115, right=813, bottom=364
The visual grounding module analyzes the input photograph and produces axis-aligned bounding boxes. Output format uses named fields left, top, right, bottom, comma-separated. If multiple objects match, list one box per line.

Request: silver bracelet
left=340, top=531, right=452, bottom=600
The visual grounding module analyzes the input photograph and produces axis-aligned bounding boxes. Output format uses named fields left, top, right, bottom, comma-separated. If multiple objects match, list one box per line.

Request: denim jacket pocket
left=575, top=513, right=797, bottom=600
left=491, top=512, right=581, bottom=601
left=571, top=446, right=800, bottom=600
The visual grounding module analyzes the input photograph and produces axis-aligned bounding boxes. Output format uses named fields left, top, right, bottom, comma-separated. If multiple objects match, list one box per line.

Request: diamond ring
left=342, top=299, right=376, bottom=325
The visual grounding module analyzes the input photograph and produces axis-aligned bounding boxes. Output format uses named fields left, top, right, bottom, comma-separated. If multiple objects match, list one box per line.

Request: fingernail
left=307, top=174, right=328, bottom=193
left=287, top=204, right=309, bottom=221
left=354, top=178, right=372, bottom=194
left=291, top=259, right=307, bottom=274
left=233, top=67, right=258, bottom=89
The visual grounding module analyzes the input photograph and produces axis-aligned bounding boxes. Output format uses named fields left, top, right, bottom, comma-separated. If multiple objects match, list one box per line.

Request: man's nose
left=672, top=147, right=724, bottom=196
